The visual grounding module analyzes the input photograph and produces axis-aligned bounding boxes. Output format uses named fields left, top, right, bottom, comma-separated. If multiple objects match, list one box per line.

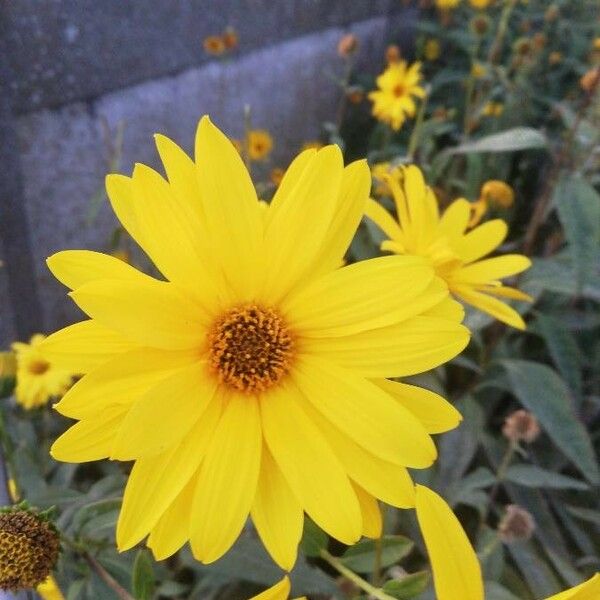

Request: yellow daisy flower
left=436, top=0, right=461, bottom=8
left=12, top=334, right=74, bottom=409
left=43, top=117, right=469, bottom=570
left=415, top=485, right=600, bottom=600
left=251, top=576, right=306, bottom=600
left=366, top=166, right=532, bottom=329
left=369, top=61, right=426, bottom=131
left=247, top=129, right=273, bottom=161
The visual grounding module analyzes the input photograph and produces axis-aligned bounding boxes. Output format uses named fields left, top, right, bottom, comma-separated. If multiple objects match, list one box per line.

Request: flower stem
left=320, top=549, right=396, bottom=600
left=407, top=88, right=429, bottom=161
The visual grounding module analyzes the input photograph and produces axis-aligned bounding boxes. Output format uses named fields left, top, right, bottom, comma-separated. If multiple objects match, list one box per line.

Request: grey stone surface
left=4, top=0, right=394, bottom=114
left=15, top=16, right=395, bottom=334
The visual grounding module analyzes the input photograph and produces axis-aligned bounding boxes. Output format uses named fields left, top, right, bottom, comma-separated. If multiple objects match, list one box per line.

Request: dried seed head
left=338, top=34, right=358, bottom=57
left=502, top=410, right=540, bottom=444
left=498, top=505, right=535, bottom=543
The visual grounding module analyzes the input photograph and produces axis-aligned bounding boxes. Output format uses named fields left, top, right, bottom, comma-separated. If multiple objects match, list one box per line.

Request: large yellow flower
left=43, top=117, right=469, bottom=570
left=366, top=166, right=532, bottom=329
left=12, top=335, right=73, bottom=409
left=415, top=485, right=600, bottom=600
left=369, top=61, right=426, bottom=131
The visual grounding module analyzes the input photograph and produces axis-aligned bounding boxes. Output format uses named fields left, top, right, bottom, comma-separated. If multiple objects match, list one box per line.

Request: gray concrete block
left=15, top=17, right=392, bottom=334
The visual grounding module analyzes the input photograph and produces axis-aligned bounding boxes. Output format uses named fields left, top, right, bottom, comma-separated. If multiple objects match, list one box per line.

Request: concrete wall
left=0, top=0, right=415, bottom=345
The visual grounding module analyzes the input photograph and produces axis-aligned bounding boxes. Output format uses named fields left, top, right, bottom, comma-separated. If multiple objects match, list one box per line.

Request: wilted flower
left=203, top=35, right=227, bottom=56
left=481, top=180, right=514, bottom=208
left=533, top=33, right=547, bottom=51
left=337, top=33, right=358, bottom=57
left=548, top=51, right=562, bottom=66
left=471, top=14, right=491, bottom=35
left=544, top=4, right=559, bottom=22
left=502, top=409, right=540, bottom=443
left=385, top=44, right=401, bottom=64
left=498, top=505, right=536, bottom=543
left=513, top=37, right=533, bottom=57
left=247, top=129, right=274, bottom=161
left=222, top=27, right=239, bottom=50
left=580, top=68, right=600, bottom=92
left=269, top=167, right=285, bottom=187
left=424, top=39, right=441, bottom=61
left=346, top=87, right=365, bottom=104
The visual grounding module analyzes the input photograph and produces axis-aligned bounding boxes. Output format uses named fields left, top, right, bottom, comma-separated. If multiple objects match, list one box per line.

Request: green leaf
left=340, top=535, right=413, bottom=573
left=566, top=505, right=600, bottom=528
left=447, top=127, right=547, bottom=154
left=132, top=549, right=154, bottom=600
left=554, top=175, right=600, bottom=290
left=500, top=360, right=599, bottom=484
left=300, top=517, right=328, bottom=557
left=382, top=571, right=429, bottom=598
left=485, top=581, right=521, bottom=600
left=505, top=464, right=588, bottom=490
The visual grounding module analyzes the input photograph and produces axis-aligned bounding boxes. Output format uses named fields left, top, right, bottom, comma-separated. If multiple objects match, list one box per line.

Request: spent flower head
left=498, top=504, right=536, bottom=543
left=502, top=409, right=540, bottom=443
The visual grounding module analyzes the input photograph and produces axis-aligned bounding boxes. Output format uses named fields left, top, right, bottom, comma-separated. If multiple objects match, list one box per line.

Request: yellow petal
left=373, top=379, right=462, bottom=434
left=353, top=483, right=382, bottom=538
left=250, top=577, right=291, bottom=600
left=70, top=279, right=206, bottom=350
left=195, top=116, right=264, bottom=299
left=456, top=255, right=531, bottom=284
left=191, top=394, right=262, bottom=563
left=304, top=316, right=470, bottom=377
left=545, top=574, right=600, bottom=600
left=148, top=474, right=196, bottom=560
left=251, top=443, right=303, bottom=571
left=284, top=256, right=434, bottom=337
left=111, top=362, right=216, bottom=460
left=54, top=347, right=198, bottom=419
left=117, top=399, right=220, bottom=551
left=422, top=296, right=465, bottom=322
left=452, top=285, right=526, bottom=330
left=415, top=485, right=484, bottom=600
left=295, top=356, right=436, bottom=468
left=269, top=150, right=316, bottom=214
left=262, top=146, right=343, bottom=301
left=261, top=381, right=362, bottom=544
left=40, top=320, right=137, bottom=373
left=47, top=250, right=154, bottom=290
left=476, top=284, right=533, bottom=302
left=365, top=198, right=404, bottom=242
left=453, top=220, right=507, bottom=264
left=50, top=405, right=127, bottom=463
left=438, top=199, right=471, bottom=240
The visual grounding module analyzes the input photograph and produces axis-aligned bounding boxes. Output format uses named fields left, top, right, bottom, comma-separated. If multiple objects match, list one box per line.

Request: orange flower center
left=28, top=360, right=50, bottom=376
left=207, top=304, right=295, bottom=394
left=392, top=84, right=405, bottom=97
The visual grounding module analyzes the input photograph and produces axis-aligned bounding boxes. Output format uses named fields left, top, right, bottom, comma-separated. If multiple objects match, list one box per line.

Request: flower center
left=28, top=360, right=50, bottom=375
left=207, top=304, right=295, bottom=394
left=392, top=84, right=405, bottom=97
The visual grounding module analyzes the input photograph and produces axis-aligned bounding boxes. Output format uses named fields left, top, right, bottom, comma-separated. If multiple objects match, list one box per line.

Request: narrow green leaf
left=300, top=517, right=328, bottom=557
left=505, top=464, right=588, bottom=490
left=382, top=571, right=429, bottom=598
left=500, top=360, right=599, bottom=484
left=132, top=549, right=154, bottom=600
left=340, top=535, right=413, bottom=573
left=447, top=127, right=547, bottom=154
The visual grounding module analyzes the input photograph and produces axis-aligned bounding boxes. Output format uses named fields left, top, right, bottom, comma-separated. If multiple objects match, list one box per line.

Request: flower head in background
left=424, top=39, right=441, bottom=61
left=247, top=129, right=274, bottom=161
left=44, top=117, right=469, bottom=570
left=482, top=102, right=504, bottom=117
left=415, top=485, right=600, bottom=600
left=502, top=409, right=540, bottom=443
left=436, top=0, right=461, bottom=9
left=12, top=335, right=74, bottom=409
left=202, top=35, right=226, bottom=56
left=366, top=166, right=532, bottom=329
left=469, top=0, right=491, bottom=9
left=498, top=504, right=535, bottom=543
left=337, top=33, right=358, bottom=57
left=250, top=577, right=306, bottom=600
left=369, top=61, right=426, bottom=131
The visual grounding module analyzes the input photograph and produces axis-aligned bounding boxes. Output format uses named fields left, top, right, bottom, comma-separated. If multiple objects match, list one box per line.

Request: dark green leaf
left=340, top=535, right=413, bottom=573
left=132, top=549, right=154, bottom=600
left=505, top=464, right=588, bottom=490
left=382, top=571, right=429, bottom=598
left=300, top=517, right=328, bottom=557
left=447, top=128, right=547, bottom=154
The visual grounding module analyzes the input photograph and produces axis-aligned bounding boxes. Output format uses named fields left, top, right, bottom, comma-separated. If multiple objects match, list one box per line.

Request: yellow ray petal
left=304, top=316, right=470, bottom=378
left=353, top=483, right=382, bottom=538
left=250, top=577, right=291, bottom=600
left=545, top=574, right=600, bottom=600
left=147, top=474, right=196, bottom=561
left=261, top=382, right=362, bottom=545
left=268, top=150, right=316, bottom=214
left=422, top=295, right=465, bottom=321
left=452, top=285, right=526, bottom=330
left=456, top=254, right=531, bottom=284
left=295, top=356, right=436, bottom=469
left=117, top=400, right=220, bottom=551
left=111, top=362, right=216, bottom=460
left=195, top=116, right=264, bottom=299
left=47, top=250, right=156, bottom=290
left=251, top=443, right=303, bottom=571
left=284, top=256, right=434, bottom=337
left=54, top=347, right=198, bottom=419
left=70, top=279, right=207, bottom=350
left=191, top=394, right=262, bottom=564
left=476, top=284, right=533, bottom=302
left=39, top=320, right=137, bottom=374
left=373, top=379, right=462, bottom=434
left=453, top=220, right=507, bottom=264
left=262, top=146, right=344, bottom=302
left=50, top=405, right=127, bottom=463
left=438, top=199, right=471, bottom=240
left=415, top=485, right=484, bottom=600
left=365, top=198, right=404, bottom=242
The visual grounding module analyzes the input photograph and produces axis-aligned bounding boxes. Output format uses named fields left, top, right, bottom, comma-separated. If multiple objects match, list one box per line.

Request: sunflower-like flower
left=43, top=117, right=469, bottom=570
left=369, top=61, right=426, bottom=131
left=366, top=166, right=531, bottom=329
left=415, top=485, right=600, bottom=600
left=11, top=335, right=74, bottom=409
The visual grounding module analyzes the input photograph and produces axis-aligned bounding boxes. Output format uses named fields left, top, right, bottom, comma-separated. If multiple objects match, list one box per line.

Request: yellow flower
left=424, top=39, right=441, bottom=61
left=436, top=0, right=461, bottom=8
left=37, top=576, right=65, bottom=600
left=44, top=117, right=469, bottom=570
left=369, top=61, right=426, bottom=131
left=549, top=51, right=563, bottom=65
left=366, top=166, right=532, bottom=329
left=471, top=62, right=487, bottom=79
left=12, top=334, right=74, bottom=409
left=251, top=576, right=306, bottom=600
left=415, top=485, right=600, bottom=600
left=482, top=101, right=504, bottom=117
left=594, top=37, right=600, bottom=51
left=469, top=0, right=491, bottom=8
left=247, top=130, right=274, bottom=161
left=480, top=180, right=514, bottom=208
left=203, top=35, right=226, bottom=56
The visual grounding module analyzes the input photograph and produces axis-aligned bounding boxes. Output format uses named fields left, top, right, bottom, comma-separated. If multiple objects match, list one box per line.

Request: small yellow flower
left=366, top=166, right=532, bottom=329
left=594, top=37, right=600, bottom=51
left=203, top=35, right=227, bottom=56
left=548, top=51, right=562, bottom=65
left=580, top=68, right=600, bottom=92
left=480, top=180, right=514, bottom=208
left=12, top=334, right=74, bottom=409
left=471, top=62, right=487, bottom=79
left=250, top=576, right=306, bottom=600
left=37, top=576, right=65, bottom=600
left=222, top=27, right=239, bottom=51
left=369, top=61, right=426, bottom=131
left=482, top=101, right=504, bottom=117
left=301, top=140, right=323, bottom=151
left=436, top=0, right=461, bottom=8
left=424, top=39, right=441, bottom=61
left=246, top=130, right=273, bottom=161
left=469, top=0, right=491, bottom=8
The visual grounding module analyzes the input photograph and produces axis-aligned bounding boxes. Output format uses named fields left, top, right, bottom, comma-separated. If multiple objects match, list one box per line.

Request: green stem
left=320, top=549, right=396, bottom=600
left=487, top=0, right=518, bottom=65
left=407, top=89, right=429, bottom=161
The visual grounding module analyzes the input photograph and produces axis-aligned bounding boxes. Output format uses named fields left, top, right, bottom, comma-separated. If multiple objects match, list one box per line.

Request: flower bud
left=338, top=34, right=358, bottom=57
left=385, top=44, right=401, bottom=64
left=481, top=180, right=514, bottom=208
